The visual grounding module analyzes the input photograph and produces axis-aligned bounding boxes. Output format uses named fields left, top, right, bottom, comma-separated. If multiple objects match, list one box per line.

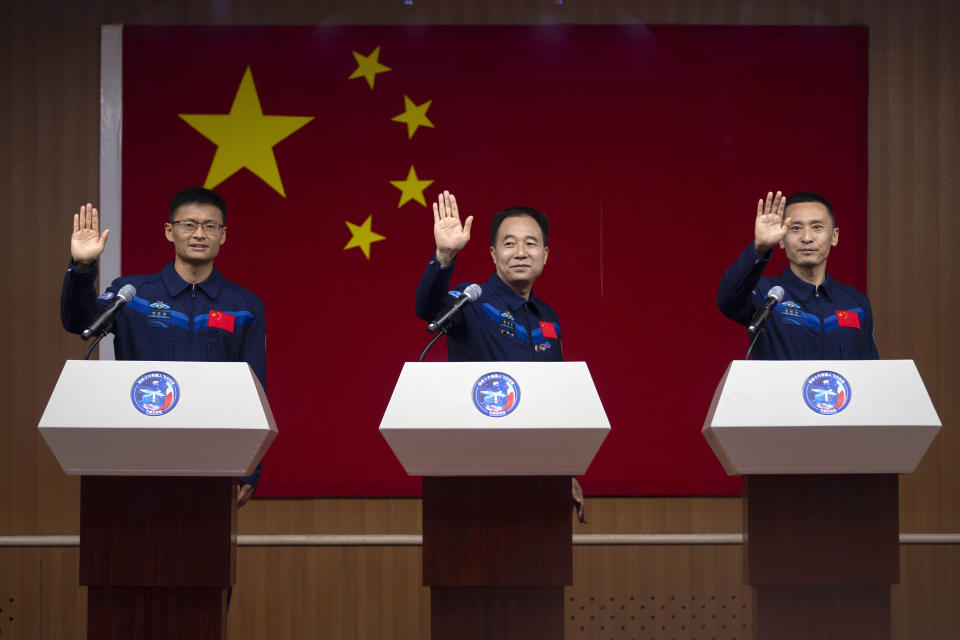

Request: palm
left=71, top=204, right=108, bottom=264
left=434, top=217, right=469, bottom=252
left=432, top=190, right=473, bottom=262
left=754, top=191, right=787, bottom=250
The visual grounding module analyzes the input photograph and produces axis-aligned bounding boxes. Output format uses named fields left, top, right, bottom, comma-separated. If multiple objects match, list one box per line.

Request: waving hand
left=71, top=203, right=110, bottom=271
left=433, top=190, right=473, bottom=267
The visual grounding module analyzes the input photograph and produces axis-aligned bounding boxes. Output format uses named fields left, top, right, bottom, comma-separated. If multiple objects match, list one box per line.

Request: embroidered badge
left=148, top=301, right=171, bottom=328
left=498, top=311, right=516, bottom=338
left=534, top=341, right=552, bottom=352
left=836, top=309, right=861, bottom=329
left=472, top=372, right=520, bottom=418
left=209, top=310, right=236, bottom=333
left=776, top=300, right=802, bottom=325
left=98, top=291, right=115, bottom=301
left=539, top=320, right=558, bottom=339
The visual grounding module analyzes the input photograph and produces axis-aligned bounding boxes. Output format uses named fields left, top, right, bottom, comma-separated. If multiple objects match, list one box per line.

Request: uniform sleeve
left=414, top=256, right=457, bottom=322
left=60, top=261, right=112, bottom=334
left=238, top=296, right=266, bottom=489
left=716, top=244, right=771, bottom=326
left=861, top=297, right=880, bottom=360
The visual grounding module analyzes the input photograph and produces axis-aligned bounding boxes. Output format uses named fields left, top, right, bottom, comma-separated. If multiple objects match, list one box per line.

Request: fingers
left=462, top=215, right=473, bottom=237
left=759, top=191, right=784, bottom=217
left=764, top=192, right=773, bottom=216
left=91, top=204, right=100, bottom=232
left=775, top=191, right=786, bottom=218
left=73, top=212, right=80, bottom=234
left=447, top=192, right=459, bottom=220
left=100, top=228, right=110, bottom=246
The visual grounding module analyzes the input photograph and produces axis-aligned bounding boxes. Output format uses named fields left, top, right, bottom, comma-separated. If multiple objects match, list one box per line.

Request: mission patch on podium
left=472, top=372, right=520, bottom=418
left=131, top=371, right=180, bottom=416
left=802, top=370, right=851, bottom=415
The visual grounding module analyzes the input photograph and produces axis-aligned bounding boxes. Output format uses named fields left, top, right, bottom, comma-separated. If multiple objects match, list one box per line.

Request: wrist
left=435, top=249, right=457, bottom=267
left=753, top=241, right=773, bottom=256
left=72, top=259, right=94, bottom=272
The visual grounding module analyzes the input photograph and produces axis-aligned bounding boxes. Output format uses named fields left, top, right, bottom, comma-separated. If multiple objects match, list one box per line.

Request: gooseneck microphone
left=426, top=284, right=482, bottom=335
left=82, top=284, right=136, bottom=340
left=746, top=286, right=785, bottom=339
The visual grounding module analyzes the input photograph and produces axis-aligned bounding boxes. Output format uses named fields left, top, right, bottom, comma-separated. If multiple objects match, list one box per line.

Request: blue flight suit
left=717, top=244, right=879, bottom=360
left=415, top=257, right=563, bottom=362
left=60, top=260, right=266, bottom=487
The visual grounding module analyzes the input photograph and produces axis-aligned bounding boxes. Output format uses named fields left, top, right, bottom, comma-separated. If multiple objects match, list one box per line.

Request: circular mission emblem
left=802, top=370, right=851, bottom=415
left=472, top=372, right=520, bottom=418
left=131, top=371, right=180, bottom=416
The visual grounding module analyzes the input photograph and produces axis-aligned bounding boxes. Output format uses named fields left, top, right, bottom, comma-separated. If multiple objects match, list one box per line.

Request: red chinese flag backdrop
left=121, top=26, right=867, bottom=496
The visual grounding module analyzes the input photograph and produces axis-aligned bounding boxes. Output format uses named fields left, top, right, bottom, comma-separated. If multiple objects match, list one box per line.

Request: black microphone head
left=117, top=284, right=137, bottom=303
left=462, top=283, right=482, bottom=301
left=767, top=285, right=785, bottom=303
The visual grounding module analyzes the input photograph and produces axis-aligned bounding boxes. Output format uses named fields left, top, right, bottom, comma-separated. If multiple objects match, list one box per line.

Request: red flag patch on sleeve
left=209, top=310, right=236, bottom=333
left=836, top=310, right=861, bottom=329
left=539, top=320, right=558, bottom=339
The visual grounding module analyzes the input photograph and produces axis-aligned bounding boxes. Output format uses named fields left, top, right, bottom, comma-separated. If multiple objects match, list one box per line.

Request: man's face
left=780, top=202, right=838, bottom=268
left=489, top=215, right=549, bottom=293
left=165, top=203, right=226, bottom=264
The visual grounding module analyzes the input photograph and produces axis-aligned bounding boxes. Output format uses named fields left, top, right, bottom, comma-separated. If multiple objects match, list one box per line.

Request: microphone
left=746, top=286, right=784, bottom=338
left=427, top=284, right=482, bottom=334
left=82, top=284, right=136, bottom=340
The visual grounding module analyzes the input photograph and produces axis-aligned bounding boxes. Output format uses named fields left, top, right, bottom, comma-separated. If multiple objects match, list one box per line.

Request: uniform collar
left=484, top=273, right=543, bottom=315
left=161, top=261, right=224, bottom=298
left=780, top=265, right=835, bottom=302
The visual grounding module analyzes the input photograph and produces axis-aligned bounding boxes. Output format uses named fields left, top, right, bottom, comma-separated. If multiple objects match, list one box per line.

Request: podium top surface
left=702, top=359, right=941, bottom=475
left=38, top=360, right=277, bottom=476
left=379, top=361, right=610, bottom=476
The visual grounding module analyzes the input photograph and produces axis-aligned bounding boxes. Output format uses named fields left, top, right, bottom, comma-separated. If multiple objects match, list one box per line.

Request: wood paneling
left=2, top=1, right=958, bottom=639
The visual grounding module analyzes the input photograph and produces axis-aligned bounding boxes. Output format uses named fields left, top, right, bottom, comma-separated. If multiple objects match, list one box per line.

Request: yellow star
left=344, top=215, right=386, bottom=259
left=179, top=67, right=313, bottom=197
left=391, top=95, right=434, bottom=139
left=389, top=166, right=434, bottom=208
left=348, top=46, right=391, bottom=89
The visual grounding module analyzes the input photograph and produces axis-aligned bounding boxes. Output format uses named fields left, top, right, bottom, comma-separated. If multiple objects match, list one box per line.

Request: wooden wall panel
left=1, top=1, right=958, bottom=638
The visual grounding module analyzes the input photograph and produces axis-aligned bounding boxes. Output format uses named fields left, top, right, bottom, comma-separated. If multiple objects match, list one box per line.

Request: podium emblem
left=802, top=370, right=851, bottom=415
left=472, top=372, right=520, bottom=417
left=131, top=371, right=181, bottom=416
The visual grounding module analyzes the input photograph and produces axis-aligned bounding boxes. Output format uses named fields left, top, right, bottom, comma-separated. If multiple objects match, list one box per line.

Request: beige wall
left=1, top=1, right=957, bottom=638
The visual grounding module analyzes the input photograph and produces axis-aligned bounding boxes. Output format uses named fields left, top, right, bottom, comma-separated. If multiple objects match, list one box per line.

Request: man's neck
left=174, top=257, right=215, bottom=285
left=789, top=262, right=827, bottom=287
left=501, top=277, right=532, bottom=300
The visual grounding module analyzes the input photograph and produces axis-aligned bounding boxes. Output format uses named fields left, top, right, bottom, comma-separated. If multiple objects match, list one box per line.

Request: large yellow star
left=348, top=46, right=391, bottom=89
left=179, top=67, right=313, bottom=197
left=344, top=215, right=386, bottom=259
left=389, top=166, right=434, bottom=208
left=391, top=95, right=434, bottom=139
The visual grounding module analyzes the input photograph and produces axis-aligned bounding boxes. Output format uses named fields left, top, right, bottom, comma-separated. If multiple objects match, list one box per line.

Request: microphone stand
left=83, top=322, right=113, bottom=360
left=745, top=325, right=763, bottom=360
left=419, top=329, right=445, bottom=362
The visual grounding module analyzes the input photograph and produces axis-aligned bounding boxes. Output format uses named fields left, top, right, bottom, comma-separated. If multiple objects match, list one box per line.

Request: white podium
left=380, top=361, right=610, bottom=640
left=39, top=360, right=277, bottom=640
left=702, top=360, right=941, bottom=640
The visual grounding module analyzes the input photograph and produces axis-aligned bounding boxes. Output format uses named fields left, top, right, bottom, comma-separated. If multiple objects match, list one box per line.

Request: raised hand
left=71, top=203, right=110, bottom=270
left=754, top=190, right=789, bottom=255
left=433, top=190, right=473, bottom=267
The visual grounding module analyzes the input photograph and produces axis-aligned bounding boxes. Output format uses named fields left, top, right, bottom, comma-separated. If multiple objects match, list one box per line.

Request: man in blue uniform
left=415, top=190, right=584, bottom=521
left=717, top=190, right=878, bottom=360
left=415, top=191, right=563, bottom=361
left=61, top=187, right=265, bottom=501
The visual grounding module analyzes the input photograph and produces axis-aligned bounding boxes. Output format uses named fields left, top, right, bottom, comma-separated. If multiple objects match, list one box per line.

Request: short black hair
left=489, top=207, right=550, bottom=246
left=785, top=192, right=835, bottom=225
left=169, top=187, right=227, bottom=223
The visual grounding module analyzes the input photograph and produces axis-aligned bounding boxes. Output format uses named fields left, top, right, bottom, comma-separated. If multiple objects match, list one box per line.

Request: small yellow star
left=179, top=67, right=313, bottom=197
left=391, top=95, right=434, bottom=139
left=348, top=46, right=391, bottom=89
left=344, top=215, right=386, bottom=259
left=389, top=166, right=434, bottom=208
